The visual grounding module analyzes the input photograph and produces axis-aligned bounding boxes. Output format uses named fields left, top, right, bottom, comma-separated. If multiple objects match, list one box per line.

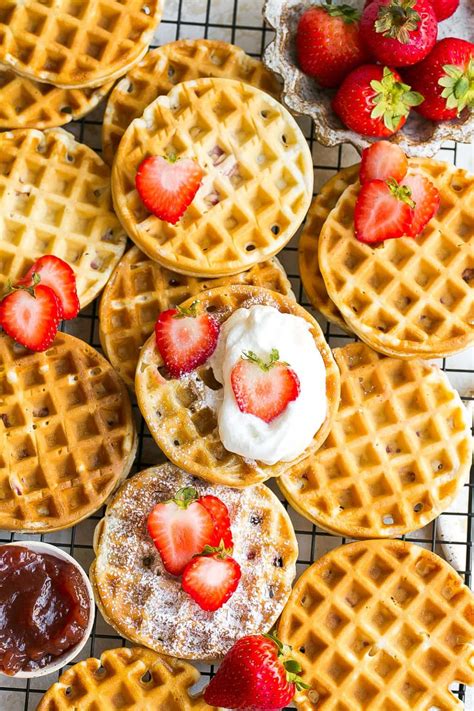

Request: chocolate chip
left=273, top=556, right=283, bottom=568
left=250, top=514, right=263, bottom=525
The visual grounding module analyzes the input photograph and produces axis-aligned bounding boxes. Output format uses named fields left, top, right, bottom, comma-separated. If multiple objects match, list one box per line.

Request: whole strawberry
left=204, top=633, right=308, bottom=709
left=403, top=38, right=474, bottom=120
left=429, top=0, right=459, bottom=21
left=296, top=4, right=370, bottom=88
left=361, top=0, right=437, bottom=66
left=332, top=64, right=423, bottom=136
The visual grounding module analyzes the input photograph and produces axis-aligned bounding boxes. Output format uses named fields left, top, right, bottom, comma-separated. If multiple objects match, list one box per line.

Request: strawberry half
left=231, top=349, right=300, bottom=424
left=360, top=141, right=408, bottom=184
left=199, top=495, right=233, bottom=549
left=181, top=546, right=241, bottom=612
left=135, top=155, right=203, bottom=225
left=17, top=255, right=80, bottom=320
left=0, top=281, right=62, bottom=352
left=354, top=178, right=414, bottom=243
left=401, top=173, right=440, bottom=237
left=155, top=302, right=219, bottom=378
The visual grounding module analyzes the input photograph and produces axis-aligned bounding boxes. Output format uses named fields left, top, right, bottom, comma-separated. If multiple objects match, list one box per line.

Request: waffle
left=90, top=463, right=298, bottom=661
left=99, top=246, right=294, bottom=389
left=319, top=158, right=474, bottom=358
left=279, top=342, right=472, bottom=539
left=0, top=128, right=127, bottom=309
left=299, top=166, right=359, bottom=331
left=0, top=69, right=113, bottom=129
left=0, top=332, right=137, bottom=532
left=0, top=1, right=163, bottom=89
left=135, top=285, right=340, bottom=487
left=112, top=77, right=313, bottom=278
left=102, top=39, right=281, bottom=165
left=278, top=539, right=474, bottom=711
left=37, top=646, right=213, bottom=710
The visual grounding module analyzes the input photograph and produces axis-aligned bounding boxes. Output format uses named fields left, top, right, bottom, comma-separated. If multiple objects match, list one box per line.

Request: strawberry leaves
left=370, top=67, right=423, bottom=132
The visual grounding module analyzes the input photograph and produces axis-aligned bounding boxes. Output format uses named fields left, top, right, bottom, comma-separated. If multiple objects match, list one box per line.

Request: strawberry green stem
left=241, top=348, right=283, bottom=371
left=370, top=67, right=423, bottom=132
left=374, top=0, right=420, bottom=44
left=264, top=632, right=310, bottom=691
left=439, top=59, right=474, bottom=114
left=167, top=486, right=198, bottom=509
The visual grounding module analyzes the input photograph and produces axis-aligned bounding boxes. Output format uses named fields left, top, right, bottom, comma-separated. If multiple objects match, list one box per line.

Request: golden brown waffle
left=299, top=166, right=359, bottom=331
left=0, top=1, right=163, bottom=89
left=37, top=646, right=213, bottom=710
left=112, top=77, right=313, bottom=278
left=102, top=39, right=281, bottom=165
left=319, top=158, right=474, bottom=358
left=0, top=69, right=113, bottom=129
left=279, top=342, right=472, bottom=539
left=91, top=463, right=298, bottom=662
left=135, top=285, right=340, bottom=487
left=0, top=332, right=137, bottom=532
left=278, top=539, right=474, bottom=711
left=0, top=128, right=127, bottom=308
left=99, top=245, right=294, bottom=389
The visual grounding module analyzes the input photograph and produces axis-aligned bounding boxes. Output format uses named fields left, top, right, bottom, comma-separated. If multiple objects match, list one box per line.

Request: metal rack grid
left=0, top=1, right=473, bottom=709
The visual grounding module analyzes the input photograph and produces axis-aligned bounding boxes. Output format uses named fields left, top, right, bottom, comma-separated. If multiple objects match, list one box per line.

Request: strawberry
left=135, top=155, right=203, bottom=225
left=17, top=256, right=80, bottom=320
left=147, top=487, right=215, bottom=576
left=154, top=302, right=219, bottom=378
left=401, top=173, right=440, bottom=236
left=181, top=546, right=241, bottom=612
left=296, top=4, right=370, bottom=88
left=360, top=140, right=408, bottom=183
left=429, top=0, right=459, bottom=21
left=332, top=65, right=423, bottom=136
left=0, top=280, right=62, bottom=352
left=204, top=632, right=308, bottom=709
left=354, top=178, right=415, bottom=243
left=403, top=38, right=474, bottom=121
left=199, top=495, right=233, bottom=549
left=231, top=349, right=300, bottom=424
left=361, top=0, right=437, bottom=67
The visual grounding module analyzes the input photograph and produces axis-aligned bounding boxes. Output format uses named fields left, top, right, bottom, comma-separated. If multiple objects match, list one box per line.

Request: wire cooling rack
left=1, top=1, right=473, bottom=709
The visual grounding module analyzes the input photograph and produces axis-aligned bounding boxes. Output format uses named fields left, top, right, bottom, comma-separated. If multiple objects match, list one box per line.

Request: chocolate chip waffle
left=0, top=128, right=127, bottom=308
left=279, top=342, right=472, bottom=539
left=0, top=1, right=163, bottom=88
left=112, top=77, right=313, bottom=278
left=37, top=646, right=213, bottom=710
left=135, top=285, right=340, bottom=487
left=0, top=69, right=113, bottom=129
left=278, top=539, right=474, bottom=711
left=0, top=332, right=137, bottom=532
left=99, top=245, right=294, bottom=389
left=102, top=38, right=281, bottom=165
left=299, top=166, right=359, bottom=331
left=90, top=463, right=298, bottom=661
left=318, top=158, right=474, bottom=358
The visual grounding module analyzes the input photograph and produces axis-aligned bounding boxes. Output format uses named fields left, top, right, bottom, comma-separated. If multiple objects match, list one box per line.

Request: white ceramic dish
left=0, top=541, right=95, bottom=679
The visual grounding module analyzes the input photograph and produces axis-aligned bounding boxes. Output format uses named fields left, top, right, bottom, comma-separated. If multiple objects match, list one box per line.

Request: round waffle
left=0, top=128, right=127, bottom=309
left=135, top=285, right=340, bottom=487
left=102, top=38, right=281, bottom=165
left=278, top=539, right=474, bottom=711
left=37, top=646, right=213, bottom=710
left=90, top=463, right=298, bottom=661
left=0, top=332, right=137, bottom=532
left=0, top=1, right=163, bottom=89
left=112, top=77, right=313, bottom=278
left=0, top=69, right=113, bottom=130
left=299, top=166, right=359, bottom=332
left=99, top=246, right=294, bottom=389
left=319, top=158, right=474, bottom=358
left=279, top=342, right=472, bottom=539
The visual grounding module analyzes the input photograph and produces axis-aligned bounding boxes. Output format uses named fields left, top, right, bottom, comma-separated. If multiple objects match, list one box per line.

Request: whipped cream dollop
left=209, top=305, right=327, bottom=465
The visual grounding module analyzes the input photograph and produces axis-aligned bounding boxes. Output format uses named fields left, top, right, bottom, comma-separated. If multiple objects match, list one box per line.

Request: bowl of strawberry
left=264, top=0, right=474, bottom=156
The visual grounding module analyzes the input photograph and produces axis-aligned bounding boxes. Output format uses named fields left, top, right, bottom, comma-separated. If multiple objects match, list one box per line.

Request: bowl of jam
left=0, top=541, right=95, bottom=678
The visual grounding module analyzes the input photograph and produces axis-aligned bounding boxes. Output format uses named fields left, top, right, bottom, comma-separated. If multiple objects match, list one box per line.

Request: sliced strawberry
left=181, top=547, right=241, bottom=612
left=199, top=495, right=233, bottom=549
left=147, top=487, right=215, bottom=576
left=231, top=349, right=300, bottom=424
left=354, top=178, right=414, bottom=244
left=360, top=141, right=408, bottom=184
left=0, top=283, right=61, bottom=352
left=155, top=303, right=219, bottom=378
left=17, top=255, right=80, bottom=320
left=401, top=173, right=440, bottom=237
left=136, top=155, right=203, bottom=225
